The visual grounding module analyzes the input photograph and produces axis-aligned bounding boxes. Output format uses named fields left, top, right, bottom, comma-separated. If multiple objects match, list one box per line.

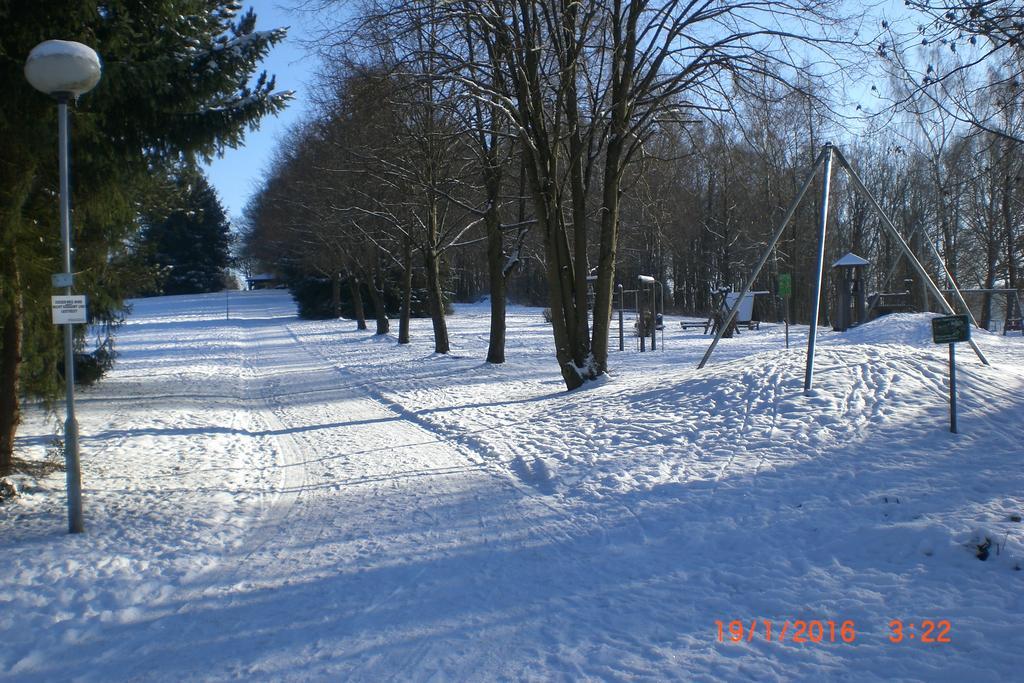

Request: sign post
left=931, top=315, right=970, bottom=433
left=51, top=295, right=88, bottom=324
left=949, top=343, right=957, bottom=434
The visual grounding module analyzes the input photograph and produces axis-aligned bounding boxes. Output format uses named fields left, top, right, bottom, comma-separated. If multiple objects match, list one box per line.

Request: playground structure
left=866, top=279, right=917, bottom=318
left=695, top=287, right=769, bottom=337
left=697, top=143, right=990, bottom=393
left=866, top=285, right=1022, bottom=335
left=863, top=214, right=1022, bottom=336
left=942, top=288, right=1023, bottom=335
left=615, top=276, right=665, bottom=352
left=637, top=275, right=664, bottom=351
left=832, top=253, right=870, bottom=332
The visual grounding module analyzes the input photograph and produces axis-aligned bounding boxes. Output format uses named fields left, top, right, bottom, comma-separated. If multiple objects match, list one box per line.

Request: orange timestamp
left=715, top=619, right=953, bottom=644
left=887, top=619, right=952, bottom=643
left=716, top=619, right=857, bottom=643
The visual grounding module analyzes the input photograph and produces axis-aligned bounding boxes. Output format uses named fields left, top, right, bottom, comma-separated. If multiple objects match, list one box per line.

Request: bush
left=58, top=345, right=116, bottom=387
left=289, top=277, right=339, bottom=320
left=412, top=288, right=454, bottom=317
left=0, top=478, right=17, bottom=502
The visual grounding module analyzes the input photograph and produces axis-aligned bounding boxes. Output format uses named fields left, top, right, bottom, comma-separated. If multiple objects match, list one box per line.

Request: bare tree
left=450, top=0, right=853, bottom=388
left=880, top=1, right=1024, bottom=142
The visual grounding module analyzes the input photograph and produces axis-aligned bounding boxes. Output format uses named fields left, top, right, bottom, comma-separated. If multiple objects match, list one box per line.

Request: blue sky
left=202, top=1, right=318, bottom=223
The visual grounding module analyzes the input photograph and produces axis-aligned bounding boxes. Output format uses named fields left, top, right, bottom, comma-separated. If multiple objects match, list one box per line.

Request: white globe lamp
left=25, top=40, right=101, bottom=98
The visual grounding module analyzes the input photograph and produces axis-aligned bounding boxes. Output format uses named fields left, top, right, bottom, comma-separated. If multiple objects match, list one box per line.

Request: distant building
left=245, top=273, right=282, bottom=290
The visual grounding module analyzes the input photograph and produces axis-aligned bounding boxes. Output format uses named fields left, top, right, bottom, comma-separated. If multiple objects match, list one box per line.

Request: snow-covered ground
left=2, top=289, right=1022, bottom=681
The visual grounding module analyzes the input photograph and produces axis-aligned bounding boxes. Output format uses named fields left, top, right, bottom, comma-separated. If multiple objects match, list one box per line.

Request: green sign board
left=778, top=273, right=792, bottom=297
left=931, top=315, right=971, bottom=344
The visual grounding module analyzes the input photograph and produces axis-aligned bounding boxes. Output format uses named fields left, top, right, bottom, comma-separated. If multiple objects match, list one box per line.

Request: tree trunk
left=366, top=271, right=390, bottom=336
left=423, top=248, right=449, bottom=354
left=331, top=272, right=342, bottom=319
left=983, top=255, right=997, bottom=330
left=516, top=126, right=584, bottom=388
left=485, top=234, right=507, bottom=363
left=591, top=0, right=637, bottom=376
left=0, top=148, right=35, bottom=474
left=562, top=0, right=594, bottom=378
left=484, top=169, right=506, bottom=364
left=399, top=237, right=412, bottom=345
left=1002, top=150, right=1018, bottom=295
left=530, top=163, right=584, bottom=389
left=500, top=0, right=586, bottom=389
left=0, top=254, right=24, bottom=474
left=591, top=129, right=627, bottom=376
left=350, top=277, right=367, bottom=330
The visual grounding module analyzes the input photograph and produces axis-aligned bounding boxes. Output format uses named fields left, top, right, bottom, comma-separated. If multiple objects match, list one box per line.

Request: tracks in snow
left=136, top=316, right=599, bottom=678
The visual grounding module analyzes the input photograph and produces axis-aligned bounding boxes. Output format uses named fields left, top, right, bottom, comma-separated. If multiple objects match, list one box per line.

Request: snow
left=27, top=40, right=100, bottom=62
left=2, top=290, right=1023, bottom=680
left=211, top=29, right=286, bottom=54
left=833, top=252, right=871, bottom=268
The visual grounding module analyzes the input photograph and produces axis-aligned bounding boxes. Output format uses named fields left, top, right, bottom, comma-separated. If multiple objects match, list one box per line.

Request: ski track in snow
left=1, top=291, right=1023, bottom=681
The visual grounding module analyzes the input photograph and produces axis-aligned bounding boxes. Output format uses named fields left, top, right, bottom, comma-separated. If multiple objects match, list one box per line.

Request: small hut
left=832, top=252, right=870, bottom=331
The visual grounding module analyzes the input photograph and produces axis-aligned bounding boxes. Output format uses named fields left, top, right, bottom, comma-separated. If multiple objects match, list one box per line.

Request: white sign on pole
left=51, top=295, right=87, bottom=324
left=723, top=290, right=769, bottom=322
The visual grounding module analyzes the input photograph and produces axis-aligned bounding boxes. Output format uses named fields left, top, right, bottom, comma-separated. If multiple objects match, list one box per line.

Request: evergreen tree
left=140, top=169, right=233, bottom=296
left=0, top=1, right=292, bottom=473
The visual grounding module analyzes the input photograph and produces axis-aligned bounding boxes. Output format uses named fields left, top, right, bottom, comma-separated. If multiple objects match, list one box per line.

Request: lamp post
left=25, top=40, right=102, bottom=534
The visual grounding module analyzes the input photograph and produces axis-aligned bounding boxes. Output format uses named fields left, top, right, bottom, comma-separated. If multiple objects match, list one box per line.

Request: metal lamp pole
left=57, top=95, right=84, bottom=533
left=25, top=40, right=102, bottom=534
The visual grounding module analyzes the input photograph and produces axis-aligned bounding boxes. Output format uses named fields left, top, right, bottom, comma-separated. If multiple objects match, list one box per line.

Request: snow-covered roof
left=832, top=252, right=870, bottom=268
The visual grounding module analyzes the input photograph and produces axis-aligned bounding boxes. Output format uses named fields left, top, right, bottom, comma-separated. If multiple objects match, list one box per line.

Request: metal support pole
left=833, top=149, right=989, bottom=366
left=880, top=220, right=980, bottom=331
left=650, top=285, right=656, bottom=351
left=804, top=144, right=835, bottom=394
left=920, top=230, right=978, bottom=328
left=617, top=285, right=624, bottom=351
left=698, top=145, right=829, bottom=369
left=658, top=281, right=664, bottom=350
left=640, top=283, right=647, bottom=352
left=635, top=290, right=641, bottom=351
left=949, top=343, right=957, bottom=433
left=58, top=98, right=83, bottom=534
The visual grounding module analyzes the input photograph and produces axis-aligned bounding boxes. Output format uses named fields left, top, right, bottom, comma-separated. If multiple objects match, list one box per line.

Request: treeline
left=241, top=0, right=1022, bottom=388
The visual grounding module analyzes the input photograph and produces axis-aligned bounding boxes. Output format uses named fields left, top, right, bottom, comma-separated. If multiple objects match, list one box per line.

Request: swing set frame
left=697, top=143, right=990, bottom=394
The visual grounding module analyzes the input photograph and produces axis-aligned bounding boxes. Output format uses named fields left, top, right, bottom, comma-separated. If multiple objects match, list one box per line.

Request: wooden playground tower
left=698, top=143, right=991, bottom=393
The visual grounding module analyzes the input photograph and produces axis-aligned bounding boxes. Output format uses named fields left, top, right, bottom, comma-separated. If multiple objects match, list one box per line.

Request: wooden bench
left=680, top=319, right=760, bottom=333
